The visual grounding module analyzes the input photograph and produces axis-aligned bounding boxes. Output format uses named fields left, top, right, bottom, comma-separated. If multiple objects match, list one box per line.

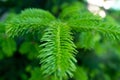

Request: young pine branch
left=6, top=8, right=55, bottom=37
left=39, top=21, right=77, bottom=79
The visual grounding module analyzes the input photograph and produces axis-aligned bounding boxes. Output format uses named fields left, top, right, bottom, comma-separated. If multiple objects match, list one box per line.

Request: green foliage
left=1, top=1, right=120, bottom=80
left=19, top=41, right=39, bottom=60
left=76, top=32, right=101, bottom=49
left=73, top=67, right=88, bottom=80
left=39, top=21, right=76, bottom=79
left=60, top=3, right=120, bottom=40
left=1, top=38, right=16, bottom=57
left=0, top=22, right=16, bottom=59
left=5, top=2, right=120, bottom=79
left=29, top=67, right=45, bottom=80
left=6, top=8, right=55, bottom=37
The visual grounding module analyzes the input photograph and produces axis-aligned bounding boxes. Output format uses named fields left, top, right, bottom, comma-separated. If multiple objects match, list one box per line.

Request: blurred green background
left=0, top=0, right=120, bottom=80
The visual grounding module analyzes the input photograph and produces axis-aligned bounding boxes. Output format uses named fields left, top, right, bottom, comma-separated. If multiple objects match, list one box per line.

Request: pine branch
left=6, top=8, right=55, bottom=37
left=39, top=21, right=77, bottom=79
left=60, top=3, right=120, bottom=40
left=5, top=4, right=120, bottom=80
left=68, top=20, right=120, bottom=40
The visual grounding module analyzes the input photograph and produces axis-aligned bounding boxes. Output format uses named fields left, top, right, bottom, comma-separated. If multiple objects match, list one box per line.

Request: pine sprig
left=5, top=2, right=120, bottom=80
left=6, top=8, right=55, bottom=37
left=39, top=21, right=77, bottom=79
left=60, top=2, right=120, bottom=40
left=68, top=20, right=120, bottom=40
